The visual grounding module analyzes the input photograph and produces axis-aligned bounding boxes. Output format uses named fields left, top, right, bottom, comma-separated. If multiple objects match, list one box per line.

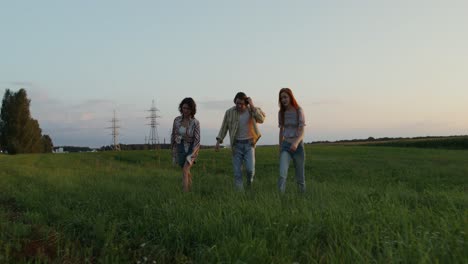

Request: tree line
left=0, top=89, right=53, bottom=154
left=365, top=136, right=468, bottom=150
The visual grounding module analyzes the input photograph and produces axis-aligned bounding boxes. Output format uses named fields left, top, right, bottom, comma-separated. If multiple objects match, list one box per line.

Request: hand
left=246, top=97, right=254, bottom=108
left=215, top=141, right=220, bottom=152
left=186, top=154, right=193, bottom=166
left=289, top=144, right=298, bottom=153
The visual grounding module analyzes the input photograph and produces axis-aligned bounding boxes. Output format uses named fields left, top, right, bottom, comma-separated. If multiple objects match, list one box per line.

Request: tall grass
left=0, top=146, right=466, bottom=263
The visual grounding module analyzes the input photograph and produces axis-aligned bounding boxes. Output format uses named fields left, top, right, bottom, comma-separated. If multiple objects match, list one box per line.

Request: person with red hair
left=278, top=88, right=306, bottom=193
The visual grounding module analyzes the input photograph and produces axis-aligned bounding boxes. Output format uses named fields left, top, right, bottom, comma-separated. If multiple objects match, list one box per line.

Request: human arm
left=279, top=126, right=284, bottom=152
left=170, top=117, right=178, bottom=165
left=278, top=110, right=284, bottom=152
left=289, top=108, right=306, bottom=152
left=289, top=126, right=304, bottom=152
left=246, top=97, right=266, bottom=124
left=215, top=110, right=229, bottom=151
left=187, top=119, right=201, bottom=165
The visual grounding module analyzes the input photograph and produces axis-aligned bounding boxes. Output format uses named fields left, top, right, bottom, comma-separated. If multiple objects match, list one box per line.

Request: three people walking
left=171, top=89, right=306, bottom=193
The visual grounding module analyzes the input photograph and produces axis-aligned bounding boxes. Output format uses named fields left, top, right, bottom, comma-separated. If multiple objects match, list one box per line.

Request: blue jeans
left=278, top=141, right=306, bottom=193
left=232, top=141, right=255, bottom=190
left=177, top=141, right=193, bottom=167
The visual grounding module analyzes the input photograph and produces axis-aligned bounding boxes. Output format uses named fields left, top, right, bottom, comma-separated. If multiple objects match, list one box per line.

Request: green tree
left=0, top=88, right=47, bottom=154
left=42, top=134, right=53, bottom=153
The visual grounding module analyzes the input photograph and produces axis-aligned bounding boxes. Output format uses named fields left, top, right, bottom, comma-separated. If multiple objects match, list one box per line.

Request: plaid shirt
left=216, top=106, right=266, bottom=148
left=171, top=116, right=201, bottom=164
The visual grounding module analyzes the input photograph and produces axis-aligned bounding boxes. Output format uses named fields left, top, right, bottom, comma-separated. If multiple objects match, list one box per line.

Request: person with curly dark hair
left=171, top=97, right=200, bottom=192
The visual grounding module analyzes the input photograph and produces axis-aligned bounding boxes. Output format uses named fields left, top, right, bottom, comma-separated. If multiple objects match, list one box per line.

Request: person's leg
left=278, top=141, right=292, bottom=193
left=293, top=141, right=306, bottom=193
left=244, top=143, right=255, bottom=187
left=184, top=143, right=194, bottom=191
left=177, top=142, right=186, bottom=167
left=232, top=146, right=244, bottom=190
left=176, top=142, right=186, bottom=190
left=182, top=162, right=192, bottom=192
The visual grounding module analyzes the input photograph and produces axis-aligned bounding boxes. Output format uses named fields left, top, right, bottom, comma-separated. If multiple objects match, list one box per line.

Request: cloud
left=28, top=94, right=156, bottom=147
left=79, top=112, right=95, bottom=121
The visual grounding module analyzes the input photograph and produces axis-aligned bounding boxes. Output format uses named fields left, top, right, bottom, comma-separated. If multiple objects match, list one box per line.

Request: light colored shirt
left=178, top=126, right=187, bottom=136
left=171, top=116, right=201, bottom=164
left=178, top=126, right=189, bottom=152
left=278, top=107, right=306, bottom=138
left=216, top=106, right=266, bottom=148
left=236, top=110, right=253, bottom=140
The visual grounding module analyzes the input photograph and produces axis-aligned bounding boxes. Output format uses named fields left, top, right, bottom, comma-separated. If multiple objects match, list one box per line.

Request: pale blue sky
left=1, top=1, right=467, bottom=147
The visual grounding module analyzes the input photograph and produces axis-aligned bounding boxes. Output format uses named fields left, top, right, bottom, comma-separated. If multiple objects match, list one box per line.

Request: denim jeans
left=177, top=141, right=193, bottom=168
left=232, top=141, right=255, bottom=190
left=278, top=141, right=305, bottom=193
left=177, top=141, right=194, bottom=192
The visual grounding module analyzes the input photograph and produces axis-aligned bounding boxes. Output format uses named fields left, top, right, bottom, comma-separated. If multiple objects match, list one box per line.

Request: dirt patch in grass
left=0, top=197, right=22, bottom=222
left=13, top=225, right=59, bottom=262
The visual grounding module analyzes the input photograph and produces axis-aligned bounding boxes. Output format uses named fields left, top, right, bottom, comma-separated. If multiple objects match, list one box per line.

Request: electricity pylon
left=107, top=110, right=121, bottom=151
left=146, top=100, right=161, bottom=150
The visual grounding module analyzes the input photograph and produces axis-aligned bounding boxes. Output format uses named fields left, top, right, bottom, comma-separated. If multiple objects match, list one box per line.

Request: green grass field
left=0, top=145, right=467, bottom=263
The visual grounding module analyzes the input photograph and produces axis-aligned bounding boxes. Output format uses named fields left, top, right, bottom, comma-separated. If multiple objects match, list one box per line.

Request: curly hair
left=178, top=97, right=197, bottom=118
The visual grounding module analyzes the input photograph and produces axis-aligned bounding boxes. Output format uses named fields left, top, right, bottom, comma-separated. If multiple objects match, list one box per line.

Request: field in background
left=319, top=135, right=468, bottom=150
left=0, top=145, right=467, bottom=263
left=364, top=136, right=468, bottom=149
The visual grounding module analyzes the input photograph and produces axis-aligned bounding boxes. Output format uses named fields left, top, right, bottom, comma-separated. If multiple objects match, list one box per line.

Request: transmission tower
left=107, top=110, right=121, bottom=151
left=146, top=100, right=161, bottom=149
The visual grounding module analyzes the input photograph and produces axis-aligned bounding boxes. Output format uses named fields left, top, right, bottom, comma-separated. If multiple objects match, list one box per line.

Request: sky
left=1, top=1, right=467, bottom=147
